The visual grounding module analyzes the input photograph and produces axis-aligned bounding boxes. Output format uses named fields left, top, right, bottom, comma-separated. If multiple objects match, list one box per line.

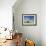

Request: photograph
left=22, top=14, right=37, bottom=26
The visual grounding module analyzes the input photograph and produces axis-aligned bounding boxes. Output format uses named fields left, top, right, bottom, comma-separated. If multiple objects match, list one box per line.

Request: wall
left=41, top=0, right=46, bottom=46
left=13, top=0, right=41, bottom=46
left=0, top=0, right=16, bottom=30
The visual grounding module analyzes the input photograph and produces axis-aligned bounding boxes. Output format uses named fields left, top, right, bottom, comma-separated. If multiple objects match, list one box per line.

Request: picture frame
left=22, top=14, right=37, bottom=26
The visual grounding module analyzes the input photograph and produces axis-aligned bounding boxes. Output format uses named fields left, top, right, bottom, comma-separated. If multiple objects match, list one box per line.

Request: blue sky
left=24, top=16, right=34, bottom=20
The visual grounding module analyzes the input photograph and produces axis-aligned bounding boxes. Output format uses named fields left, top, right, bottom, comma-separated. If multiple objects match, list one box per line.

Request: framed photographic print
left=22, top=14, right=37, bottom=26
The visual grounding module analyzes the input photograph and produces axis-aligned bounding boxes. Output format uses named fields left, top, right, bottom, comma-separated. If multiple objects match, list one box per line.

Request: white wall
left=0, top=0, right=16, bottom=30
left=13, top=0, right=41, bottom=46
left=41, top=0, right=46, bottom=46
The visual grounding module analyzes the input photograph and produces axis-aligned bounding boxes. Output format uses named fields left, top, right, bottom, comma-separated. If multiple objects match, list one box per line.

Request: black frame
left=22, top=14, right=37, bottom=26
